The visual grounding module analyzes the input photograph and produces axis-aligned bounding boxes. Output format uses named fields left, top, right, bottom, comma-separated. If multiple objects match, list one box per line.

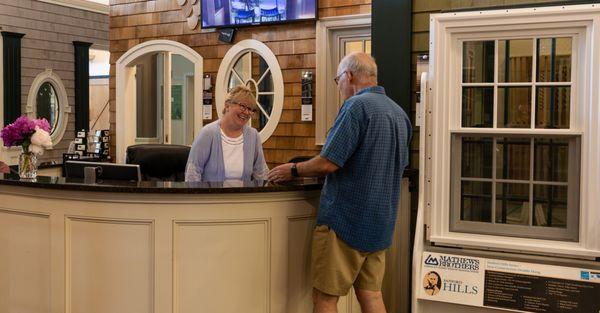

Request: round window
left=36, top=82, right=60, bottom=132
left=227, top=51, right=274, bottom=132
left=26, top=69, right=71, bottom=144
left=216, top=39, right=284, bottom=143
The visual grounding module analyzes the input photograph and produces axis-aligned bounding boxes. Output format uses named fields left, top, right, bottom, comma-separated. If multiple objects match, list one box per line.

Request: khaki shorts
left=311, top=225, right=386, bottom=296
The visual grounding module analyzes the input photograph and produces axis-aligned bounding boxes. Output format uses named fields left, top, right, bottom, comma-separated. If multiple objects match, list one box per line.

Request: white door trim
left=315, top=14, right=371, bottom=145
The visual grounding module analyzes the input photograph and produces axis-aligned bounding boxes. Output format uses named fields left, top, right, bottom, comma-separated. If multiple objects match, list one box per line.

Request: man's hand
left=268, top=163, right=294, bottom=183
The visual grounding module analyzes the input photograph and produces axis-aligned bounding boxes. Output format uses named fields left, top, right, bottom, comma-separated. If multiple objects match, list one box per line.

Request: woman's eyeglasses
left=229, top=100, right=258, bottom=114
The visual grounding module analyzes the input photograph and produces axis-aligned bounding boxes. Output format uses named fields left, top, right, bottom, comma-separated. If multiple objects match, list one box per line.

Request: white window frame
left=427, top=4, right=600, bottom=259
left=26, top=69, right=71, bottom=145
left=38, top=0, right=109, bottom=14
left=315, top=14, right=371, bottom=145
left=450, top=31, right=582, bottom=242
left=215, top=39, right=283, bottom=143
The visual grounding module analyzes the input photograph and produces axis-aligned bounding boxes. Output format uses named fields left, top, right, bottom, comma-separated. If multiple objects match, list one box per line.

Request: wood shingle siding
left=108, top=0, right=565, bottom=168
left=108, top=0, right=366, bottom=168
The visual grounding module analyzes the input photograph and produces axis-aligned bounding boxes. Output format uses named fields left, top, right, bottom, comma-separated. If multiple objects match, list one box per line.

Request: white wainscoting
left=0, top=208, right=51, bottom=313
left=0, top=179, right=410, bottom=313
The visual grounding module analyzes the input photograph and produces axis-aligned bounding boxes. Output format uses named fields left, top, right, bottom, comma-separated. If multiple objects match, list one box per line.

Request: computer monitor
left=65, top=161, right=141, bottom=182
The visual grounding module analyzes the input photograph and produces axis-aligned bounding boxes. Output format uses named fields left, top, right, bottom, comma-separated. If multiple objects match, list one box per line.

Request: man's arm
left=267, top=155, right=339, bottom=182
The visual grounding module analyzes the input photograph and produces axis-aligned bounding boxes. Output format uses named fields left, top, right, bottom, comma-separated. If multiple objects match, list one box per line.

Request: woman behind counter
left=185, top=86, right=268, bottom=182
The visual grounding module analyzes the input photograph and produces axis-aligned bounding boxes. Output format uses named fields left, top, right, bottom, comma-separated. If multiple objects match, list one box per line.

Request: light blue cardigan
left=184, top=120, right=268, bottom=182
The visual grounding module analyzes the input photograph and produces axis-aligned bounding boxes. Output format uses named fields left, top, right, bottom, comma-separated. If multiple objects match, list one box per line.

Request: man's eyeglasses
left=333, top=71, right=347, bottom=85
left=229, top=100, right=257, bottom=114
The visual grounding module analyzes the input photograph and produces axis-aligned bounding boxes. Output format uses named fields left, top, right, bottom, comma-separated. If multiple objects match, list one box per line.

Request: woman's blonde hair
left=223, top=85, right=258, bottom=114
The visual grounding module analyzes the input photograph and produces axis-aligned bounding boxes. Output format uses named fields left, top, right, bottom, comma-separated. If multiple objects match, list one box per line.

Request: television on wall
left=201, top=0, right=317, bottom=28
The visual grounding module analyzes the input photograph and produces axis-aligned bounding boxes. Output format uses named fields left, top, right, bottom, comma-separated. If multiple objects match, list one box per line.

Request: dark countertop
left=0, top=174, right=323, bottom=194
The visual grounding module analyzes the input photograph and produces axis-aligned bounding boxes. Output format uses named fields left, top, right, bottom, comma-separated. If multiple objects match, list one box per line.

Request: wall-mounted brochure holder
left=301, top=71, right=313, bottom=121
left=203, top=74, right=213, bottom=120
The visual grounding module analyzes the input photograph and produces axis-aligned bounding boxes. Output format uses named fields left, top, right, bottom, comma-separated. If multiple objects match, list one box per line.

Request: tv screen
left=201, top=0, right=317, bottom=28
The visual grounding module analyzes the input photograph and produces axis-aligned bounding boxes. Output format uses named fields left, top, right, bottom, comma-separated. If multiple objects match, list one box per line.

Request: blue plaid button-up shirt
left=318, top=86, right=412, bottom=253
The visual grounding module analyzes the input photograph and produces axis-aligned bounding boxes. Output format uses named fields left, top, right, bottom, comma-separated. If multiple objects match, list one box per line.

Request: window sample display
left=453, top=36, right=578, bottom=240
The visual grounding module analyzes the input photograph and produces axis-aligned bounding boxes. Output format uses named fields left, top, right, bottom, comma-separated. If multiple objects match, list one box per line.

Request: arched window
left=26, top=69, right=71, bottom=143
left=115, top=40, right=204, bottom=163
left=216, top=39, right=283, bottom=142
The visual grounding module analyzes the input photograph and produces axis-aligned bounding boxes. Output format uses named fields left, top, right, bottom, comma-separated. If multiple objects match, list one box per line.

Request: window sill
left=430, top=233, right=599, bottom=260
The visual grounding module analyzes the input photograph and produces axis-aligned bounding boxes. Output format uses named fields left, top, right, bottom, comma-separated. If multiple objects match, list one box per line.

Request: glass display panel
left=461, top=137, right=493, bottom=178
left=171, top=54, right=195, bottom=145
left=537, top=37, right=572, bottom=82
left=233, top=52, right=251, bottom=82
left=344, top=40, right=363, bottom=56
left=462, top=41, right=494, bottom=83
left=135, top=53, right=162, bottom=138
left=497, top=87, right=531, bottom=128
left=462, top=87, right=493, bottom=127
left=495, top=182, right=530, bottom=225
left=496, top=137, right=530, bottom=180
left=498, top=39, right=533, bottom=82
left=36, top=82, right=59, bottom=133
left=533, top=185, right=568, bottom=227
left=536, top=86, right=570, bottom=129
left=251, top=53, right=268, bottom=84
left=251, top=94, right=273, bottom=132
left=461, top=181, right=492, bottom=222
left=534, top=138, right=569, bottom=182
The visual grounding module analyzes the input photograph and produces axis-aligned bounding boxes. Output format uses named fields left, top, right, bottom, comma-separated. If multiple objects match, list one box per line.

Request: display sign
left=301, top=71, right=313, bottom=121
left=203, top=91, right=213, bottom=120
left=418, top=252, right=600, bottom=313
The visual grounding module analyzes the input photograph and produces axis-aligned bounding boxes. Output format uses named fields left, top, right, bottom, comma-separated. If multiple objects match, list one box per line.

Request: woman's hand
left=0, top=161, right=10, bottom=174
left=267, top=163, right=294, bottom=183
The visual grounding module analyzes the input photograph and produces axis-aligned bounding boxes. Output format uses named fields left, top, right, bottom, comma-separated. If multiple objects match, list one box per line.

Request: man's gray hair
left=338, top=52, right=378, bottom=81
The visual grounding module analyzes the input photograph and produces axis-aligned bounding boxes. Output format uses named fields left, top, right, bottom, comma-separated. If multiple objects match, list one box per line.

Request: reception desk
left=0, top=175, right=409, bottom=313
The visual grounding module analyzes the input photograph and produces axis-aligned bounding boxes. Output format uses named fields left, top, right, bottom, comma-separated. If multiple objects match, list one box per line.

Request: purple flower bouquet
left=1, top=115, right=53, bottom=179
left=1, top=115, right=52, bottom=153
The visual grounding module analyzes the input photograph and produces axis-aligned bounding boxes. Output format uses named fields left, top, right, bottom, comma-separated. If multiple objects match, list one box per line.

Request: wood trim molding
left=38, top=0, right=109, bottom=15
left=315, top=14, right=371, bottom=145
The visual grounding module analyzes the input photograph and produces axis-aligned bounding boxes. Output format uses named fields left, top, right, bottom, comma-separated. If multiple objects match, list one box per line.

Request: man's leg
left=354, top=288, right=386, bottom=313
left=354, top=249, right=386, bottom=313
left=313, top=288, right=339, bottom=313
left=311, top=225, right=363, bottom=313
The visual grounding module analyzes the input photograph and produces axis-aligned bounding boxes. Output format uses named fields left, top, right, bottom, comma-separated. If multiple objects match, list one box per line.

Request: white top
left=220, top=129, right=244, bottom=180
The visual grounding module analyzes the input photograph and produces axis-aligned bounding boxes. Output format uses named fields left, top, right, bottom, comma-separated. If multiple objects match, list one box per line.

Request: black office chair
left=126, top=144, right=191, bottom=181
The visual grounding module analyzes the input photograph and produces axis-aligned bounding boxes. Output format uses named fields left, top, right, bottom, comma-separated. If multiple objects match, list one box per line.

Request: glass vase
left=18, top=149, right=38, bottom=179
